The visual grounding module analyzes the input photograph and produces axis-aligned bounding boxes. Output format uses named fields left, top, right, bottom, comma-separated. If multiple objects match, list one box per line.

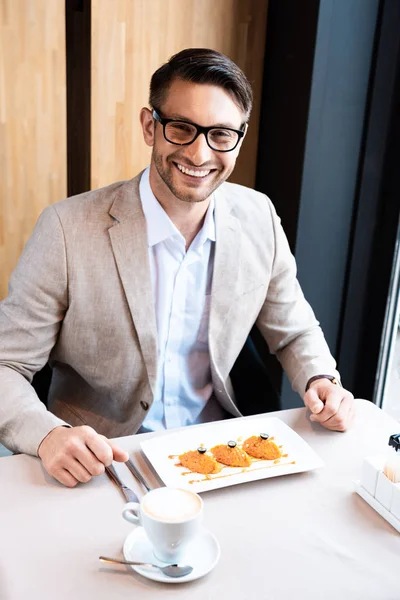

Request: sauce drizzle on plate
left=187, top=460, right=296, bottom=484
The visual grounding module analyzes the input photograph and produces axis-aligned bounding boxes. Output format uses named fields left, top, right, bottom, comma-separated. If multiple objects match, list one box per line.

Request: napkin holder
left=355, top=443, right=400, bottom=534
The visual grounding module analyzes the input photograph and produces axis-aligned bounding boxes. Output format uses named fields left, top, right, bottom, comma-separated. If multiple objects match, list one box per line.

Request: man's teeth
left=176, top=163, right=211, bottom=178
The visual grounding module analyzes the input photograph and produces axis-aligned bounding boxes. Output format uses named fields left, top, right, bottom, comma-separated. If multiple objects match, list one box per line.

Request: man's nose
left=185, top=132, right=213, bottom=165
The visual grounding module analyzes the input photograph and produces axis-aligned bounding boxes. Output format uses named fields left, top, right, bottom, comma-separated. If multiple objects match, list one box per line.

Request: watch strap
left=305, top=375, right=341, bottom=392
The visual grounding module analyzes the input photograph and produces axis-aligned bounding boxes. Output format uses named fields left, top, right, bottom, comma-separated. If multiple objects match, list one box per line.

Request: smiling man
left=0, top=48, right=354, bottom=486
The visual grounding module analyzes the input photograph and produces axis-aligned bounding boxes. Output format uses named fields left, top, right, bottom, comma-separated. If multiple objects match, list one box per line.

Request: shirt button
left=140, top=401, right=149, bottom=411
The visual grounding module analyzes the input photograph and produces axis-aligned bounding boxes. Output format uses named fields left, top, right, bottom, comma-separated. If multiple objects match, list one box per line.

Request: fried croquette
left=210, top=443, right=252, bottom=467
left=243, top=436, right=282, bottom=460
left=178, top=450, right=222, bottom=474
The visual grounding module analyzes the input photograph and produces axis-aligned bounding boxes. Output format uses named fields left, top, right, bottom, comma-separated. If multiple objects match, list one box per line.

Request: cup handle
left=122, top=502, right=141, bottom=525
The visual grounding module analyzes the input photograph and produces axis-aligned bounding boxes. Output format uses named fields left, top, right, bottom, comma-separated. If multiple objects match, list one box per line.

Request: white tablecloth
left=1, top=399, right=400, bottom=600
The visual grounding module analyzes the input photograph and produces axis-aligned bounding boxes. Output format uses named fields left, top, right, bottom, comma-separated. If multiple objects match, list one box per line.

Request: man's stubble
left=152, top=146, right=234, bottom=204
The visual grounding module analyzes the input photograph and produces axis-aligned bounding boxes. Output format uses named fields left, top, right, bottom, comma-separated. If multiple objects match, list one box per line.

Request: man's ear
left=140, top=107, right=155, bottom=147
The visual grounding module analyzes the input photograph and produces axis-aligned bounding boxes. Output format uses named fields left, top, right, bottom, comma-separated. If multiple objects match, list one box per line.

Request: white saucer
left=123, top=526, right=220, bottom=583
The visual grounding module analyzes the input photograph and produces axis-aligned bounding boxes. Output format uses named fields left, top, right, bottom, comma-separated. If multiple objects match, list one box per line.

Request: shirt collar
left=139, top=167, right=216, bottom=248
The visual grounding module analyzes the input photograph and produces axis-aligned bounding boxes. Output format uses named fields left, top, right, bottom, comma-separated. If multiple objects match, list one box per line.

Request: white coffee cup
left=122, top=487, right=203, bottom=563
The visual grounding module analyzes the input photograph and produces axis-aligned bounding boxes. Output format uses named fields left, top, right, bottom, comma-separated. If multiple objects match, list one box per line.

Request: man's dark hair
left=149, top=48, right=253, bottom=121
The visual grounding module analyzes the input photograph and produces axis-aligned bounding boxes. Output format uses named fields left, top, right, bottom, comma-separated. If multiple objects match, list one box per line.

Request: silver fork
left=125, top=458, right=151, bottom=492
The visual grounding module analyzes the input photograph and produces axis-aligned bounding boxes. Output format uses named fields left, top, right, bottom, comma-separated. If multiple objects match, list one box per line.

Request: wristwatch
left=305, top=375, right=341, bottom=392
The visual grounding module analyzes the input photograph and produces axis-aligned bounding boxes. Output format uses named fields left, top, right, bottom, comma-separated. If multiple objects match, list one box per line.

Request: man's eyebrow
left=167, top=113, right=241, bottom=129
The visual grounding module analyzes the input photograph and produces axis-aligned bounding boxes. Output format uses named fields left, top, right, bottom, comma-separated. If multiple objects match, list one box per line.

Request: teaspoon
left=99, top=555, right=193, bottom=578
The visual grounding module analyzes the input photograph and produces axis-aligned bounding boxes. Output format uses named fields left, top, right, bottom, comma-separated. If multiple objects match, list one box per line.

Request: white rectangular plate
left=141, top=417, right=324, bottom=493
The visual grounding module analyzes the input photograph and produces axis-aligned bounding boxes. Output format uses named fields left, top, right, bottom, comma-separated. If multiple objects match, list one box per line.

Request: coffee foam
left=142, top=488, right=202, bottom=522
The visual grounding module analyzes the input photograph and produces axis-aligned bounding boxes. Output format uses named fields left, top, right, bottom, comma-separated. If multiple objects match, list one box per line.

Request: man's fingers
left=304, top=388, right=325, bottom=414
left=59, top=426, right=108, bottom=476
left=65, top=458, right=94, bottom=483
left=104, top=438, right=129, bottom=463
left=73, top=443, right=106, bottom=476
left=305, top=378, right=355, bottom=433
left=310, top=390, right=344, bottom=423
left=318, top=395, right=354, bottom=432
left=38, top=425, right=114, bottom=486
left=39, top=426, right=130, bottom=487
left=83, top=428, right=114, bottom=467
left=55, top=468, right=79, bottom=488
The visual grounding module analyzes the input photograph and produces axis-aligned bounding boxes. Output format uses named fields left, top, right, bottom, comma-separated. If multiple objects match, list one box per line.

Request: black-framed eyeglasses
left=152, top=109, right=246, bottom=152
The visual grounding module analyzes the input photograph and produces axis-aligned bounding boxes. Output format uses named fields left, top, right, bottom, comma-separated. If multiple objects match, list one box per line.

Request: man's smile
left=173, top=161, right=217, bottom=180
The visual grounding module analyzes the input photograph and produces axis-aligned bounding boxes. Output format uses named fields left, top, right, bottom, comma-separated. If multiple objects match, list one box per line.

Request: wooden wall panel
left=91, top=0, right=268, bottom=190
left=0, top=0, right=67, bottom=300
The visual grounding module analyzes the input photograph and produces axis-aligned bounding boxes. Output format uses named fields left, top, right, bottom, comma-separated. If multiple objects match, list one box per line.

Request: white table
left=1, top=399, right=400, bottom=600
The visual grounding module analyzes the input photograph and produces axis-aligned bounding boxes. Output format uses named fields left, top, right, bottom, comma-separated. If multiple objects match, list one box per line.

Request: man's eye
left=170, top=123, right=193, bottom=133
left=210, top=129, right=234, bottom=138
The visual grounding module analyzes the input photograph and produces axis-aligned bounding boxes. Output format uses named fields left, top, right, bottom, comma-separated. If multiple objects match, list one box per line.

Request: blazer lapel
left=108, top=174, right=158, bottom=395
left=209, top=188, right=242, bottom=365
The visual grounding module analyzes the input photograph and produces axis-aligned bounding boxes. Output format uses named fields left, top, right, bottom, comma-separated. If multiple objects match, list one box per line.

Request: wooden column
left=0, top=0, right=67, bottom=299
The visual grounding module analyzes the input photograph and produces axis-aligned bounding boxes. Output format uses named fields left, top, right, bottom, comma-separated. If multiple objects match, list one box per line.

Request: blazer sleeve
left=255, top=199, right=340, bottom=396
left=0, top=205, right=70, bottom=455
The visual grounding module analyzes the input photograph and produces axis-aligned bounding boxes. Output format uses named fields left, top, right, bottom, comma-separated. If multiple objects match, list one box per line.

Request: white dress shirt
left=139, top=167, right=227, bottom=431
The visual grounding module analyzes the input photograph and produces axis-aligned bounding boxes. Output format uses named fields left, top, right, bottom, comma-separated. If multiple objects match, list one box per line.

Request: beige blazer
left=0, top=172, right=339, bottom=455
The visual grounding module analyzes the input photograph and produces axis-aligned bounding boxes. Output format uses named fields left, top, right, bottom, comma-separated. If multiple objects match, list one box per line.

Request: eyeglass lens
left=165, top=121, right=239, bottom=151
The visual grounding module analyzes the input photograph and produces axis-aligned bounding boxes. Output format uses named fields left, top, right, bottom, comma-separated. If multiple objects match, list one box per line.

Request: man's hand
left=37, top=425, right=129, bottom=487
left=303, top=379, right=355, bottom=432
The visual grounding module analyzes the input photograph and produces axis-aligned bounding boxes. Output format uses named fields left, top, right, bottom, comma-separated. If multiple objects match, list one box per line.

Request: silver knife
left=125, top=458, right=151, bottom=492
left=105, top=464, right=139, bottom=503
